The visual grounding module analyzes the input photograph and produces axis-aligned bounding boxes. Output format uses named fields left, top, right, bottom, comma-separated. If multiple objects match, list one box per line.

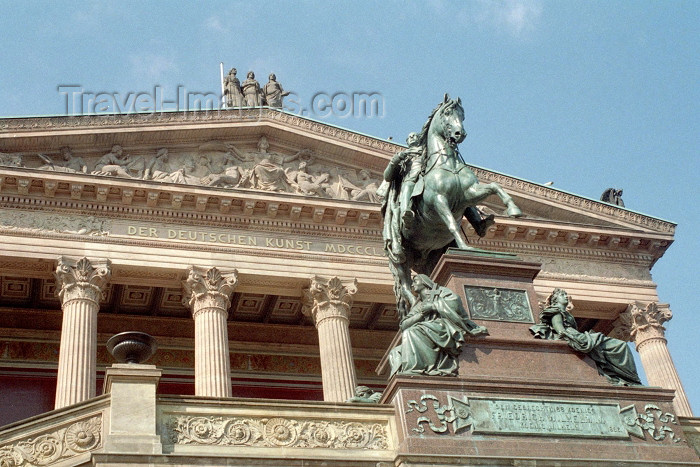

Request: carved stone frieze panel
left=0, top=137, right=385, bottom=204
left=166, top=414, right=389, bottom=450
left=0, top=209, right=110, bottom=236
left=0, top=415, right=102, bottom=467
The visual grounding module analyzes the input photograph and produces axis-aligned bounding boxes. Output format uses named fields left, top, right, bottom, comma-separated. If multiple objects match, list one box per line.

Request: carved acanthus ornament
left=182, top=266, right=238, bottom=317
left=167, top=415, right=388, bottom=450
left=0, top=415, right=102, bottom=467
left=620, top=302, right=672, bottom=346
left=302, top=277, right=358, bottom=326
left=54, top=257, right=111, bottom=306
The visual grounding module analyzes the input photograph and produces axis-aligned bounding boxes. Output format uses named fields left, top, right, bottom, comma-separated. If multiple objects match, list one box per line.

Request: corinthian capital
left=622, top=302, right=672, bottom=345
left=182, top=266, right=238, bottom=317
left=54, top=256, right=111, bottom=305
left=302, top=276, right=358, bottom=326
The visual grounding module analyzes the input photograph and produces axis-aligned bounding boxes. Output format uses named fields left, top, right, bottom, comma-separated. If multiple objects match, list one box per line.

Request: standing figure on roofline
left=242, top=71, right=263, bottom=107
left=224, top=68, right=244, bottom=108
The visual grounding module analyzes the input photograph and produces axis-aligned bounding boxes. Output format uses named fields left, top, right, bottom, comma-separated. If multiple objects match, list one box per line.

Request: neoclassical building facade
left=0, top=108, right=697, bottom=465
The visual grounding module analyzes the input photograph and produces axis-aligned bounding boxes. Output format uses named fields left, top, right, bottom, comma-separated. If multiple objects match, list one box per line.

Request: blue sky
left=1, top=1, right=698, bottom=413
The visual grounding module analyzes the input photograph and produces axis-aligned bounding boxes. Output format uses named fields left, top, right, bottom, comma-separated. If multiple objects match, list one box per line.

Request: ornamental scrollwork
left=620, top=404, right=683, bottom=443
left=167, top=415, right=388, bottom=450
left=0, top=416, right=101, bottom=467
left=405, top=394, right=473, bottom=434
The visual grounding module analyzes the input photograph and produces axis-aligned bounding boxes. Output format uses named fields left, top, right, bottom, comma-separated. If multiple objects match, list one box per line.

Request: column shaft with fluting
left=183, top=266, right=238, bottom=398
left=54, top=257, right=111, bottom=409
left=627, top=302, right=693, bottom=417
left=303, top=277, right=358, bottom=402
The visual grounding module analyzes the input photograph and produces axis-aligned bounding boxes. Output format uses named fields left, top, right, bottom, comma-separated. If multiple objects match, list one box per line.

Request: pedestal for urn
left=379, top=249, right=698, bottom=465
left=103, top=332, right=162, bottom=455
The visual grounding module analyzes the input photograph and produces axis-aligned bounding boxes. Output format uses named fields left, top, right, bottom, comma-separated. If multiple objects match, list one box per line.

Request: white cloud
left=455, top=0, right=543, bottom=37
left=129, top=53, right=178, bottom=82
left=204, top=16, right=229, bottom=34
left=499, top=0, right=543, bottom=35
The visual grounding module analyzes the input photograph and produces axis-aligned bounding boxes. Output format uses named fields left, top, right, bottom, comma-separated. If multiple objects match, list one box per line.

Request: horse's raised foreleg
left=433, top=193, right=471, bottom=249
left=467, top=182, right=522, bottom=217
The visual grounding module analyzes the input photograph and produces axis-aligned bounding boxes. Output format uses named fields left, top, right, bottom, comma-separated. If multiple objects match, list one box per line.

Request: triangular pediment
left=0, top=109, right=674, bottom=240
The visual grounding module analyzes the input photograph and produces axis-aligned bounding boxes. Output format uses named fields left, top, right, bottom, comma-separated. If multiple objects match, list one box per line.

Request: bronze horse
left=382, top=95, right=522, bottom=312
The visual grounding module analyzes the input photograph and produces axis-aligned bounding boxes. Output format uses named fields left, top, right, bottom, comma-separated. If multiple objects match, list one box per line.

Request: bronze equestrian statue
left=381, top=95, right=522, bottom=315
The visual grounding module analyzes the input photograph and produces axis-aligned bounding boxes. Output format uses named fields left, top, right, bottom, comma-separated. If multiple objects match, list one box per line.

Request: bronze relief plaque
left=464, top=286, right=533, bottom=323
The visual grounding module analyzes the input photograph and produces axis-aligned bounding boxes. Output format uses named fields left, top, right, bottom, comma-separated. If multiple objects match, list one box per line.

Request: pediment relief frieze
left=0, top=136, right=384, bottom=205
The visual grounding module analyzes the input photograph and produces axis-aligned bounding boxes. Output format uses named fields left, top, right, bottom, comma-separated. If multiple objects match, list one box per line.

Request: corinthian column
left=614, top=302, right=693, bottom=416
left=302, top=276, right=358, bottom=402
left=54, top=256, right=111, bottom=409
left=182, top=266, right=238, bottom=397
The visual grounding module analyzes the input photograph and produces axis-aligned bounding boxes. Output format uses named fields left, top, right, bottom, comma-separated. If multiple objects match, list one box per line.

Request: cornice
left=0, top=108, right=403, bottom=157
left=471, top=167, right=676, bottom=235
left=535, top=271, right=656, bottom=287
left=464, top=216, right=670, bottom=264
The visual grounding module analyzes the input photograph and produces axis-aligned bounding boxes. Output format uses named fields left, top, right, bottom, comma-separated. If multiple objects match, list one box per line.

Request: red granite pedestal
left=379, top=249, right=698, bottom=466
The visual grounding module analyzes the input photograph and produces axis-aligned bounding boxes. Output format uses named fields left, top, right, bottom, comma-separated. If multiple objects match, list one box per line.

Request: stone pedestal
left=103, top=363, right=163, bottom=454
left=183, top=266, right=238, bottom=398
left=303, top=276, right=358, bottom=402
left=380, top=249, right=699, bottom=465
left=54, top=256, right=111, bottom=409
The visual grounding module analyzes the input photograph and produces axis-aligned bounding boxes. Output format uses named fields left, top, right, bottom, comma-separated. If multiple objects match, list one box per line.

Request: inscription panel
left=470, top=398, right=628, bottom=438
left=464, top=286, right=533, bottom=323
left=113, top=222, right=384, bottom=257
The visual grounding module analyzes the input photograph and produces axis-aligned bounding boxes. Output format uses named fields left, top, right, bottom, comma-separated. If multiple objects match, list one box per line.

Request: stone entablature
left=0, top=165, right=672, bottom=262
left=0, top=167, right=672, bottom=315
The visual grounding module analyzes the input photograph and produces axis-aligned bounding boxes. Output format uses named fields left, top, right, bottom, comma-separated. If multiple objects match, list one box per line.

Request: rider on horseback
left=382, top=132, right=424, bottom=229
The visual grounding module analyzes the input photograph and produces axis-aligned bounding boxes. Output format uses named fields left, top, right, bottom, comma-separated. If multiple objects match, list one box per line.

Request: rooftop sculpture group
left=224, top=68, right=289, bottom=109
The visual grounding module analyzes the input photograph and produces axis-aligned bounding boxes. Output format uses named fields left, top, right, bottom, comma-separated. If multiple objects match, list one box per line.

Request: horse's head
left=429, top=94, right=466, bottom=148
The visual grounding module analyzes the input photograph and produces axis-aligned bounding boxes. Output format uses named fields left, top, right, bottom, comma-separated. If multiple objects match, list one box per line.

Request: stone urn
left=106, top=332, right=157, bottom=364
